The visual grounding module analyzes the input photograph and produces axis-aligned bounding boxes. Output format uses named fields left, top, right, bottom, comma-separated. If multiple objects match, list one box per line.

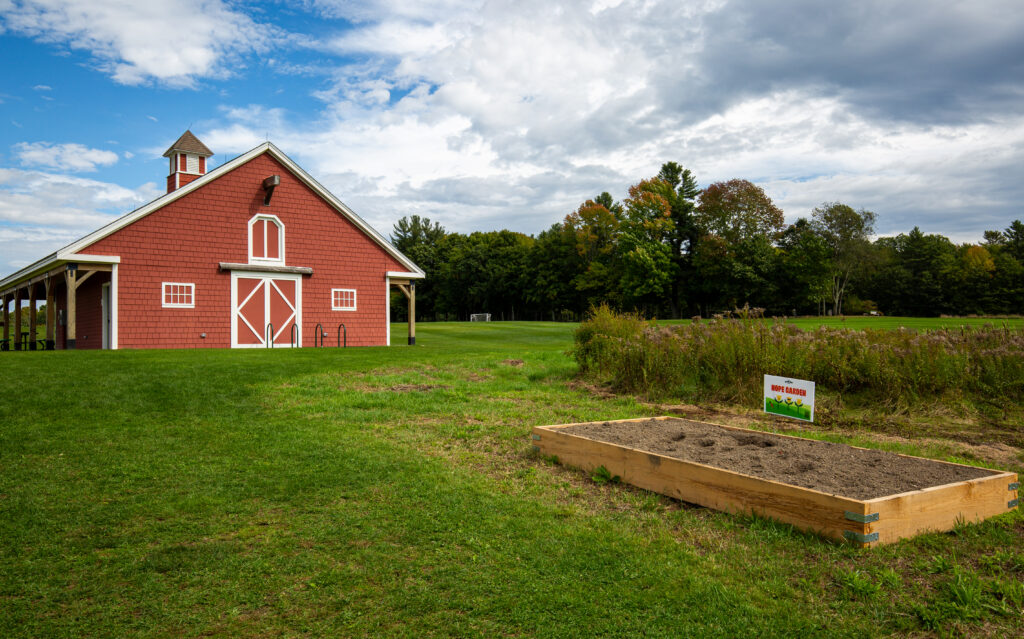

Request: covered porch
left=388, top=271, right=419, bottom=346
left=0, top=255, right=119, bottom=351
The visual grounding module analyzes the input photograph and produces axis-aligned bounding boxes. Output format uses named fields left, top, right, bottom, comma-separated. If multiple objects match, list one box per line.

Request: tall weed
left=573, top=309, right=1024, bottom=407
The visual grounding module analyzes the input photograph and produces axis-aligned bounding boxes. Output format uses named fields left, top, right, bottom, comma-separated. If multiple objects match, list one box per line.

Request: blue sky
left=2, top=0, right=1023, bottom=272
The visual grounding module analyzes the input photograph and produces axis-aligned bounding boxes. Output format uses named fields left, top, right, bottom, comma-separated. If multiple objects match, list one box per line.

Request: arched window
left=249, top=214, right=285, bottom=264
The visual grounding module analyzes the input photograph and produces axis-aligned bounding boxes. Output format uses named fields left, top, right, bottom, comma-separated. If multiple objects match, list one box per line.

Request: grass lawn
left=1, top=321, right=1021, bottom=637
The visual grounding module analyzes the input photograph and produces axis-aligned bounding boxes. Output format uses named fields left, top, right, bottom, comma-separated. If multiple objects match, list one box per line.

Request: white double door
left=230, top=272, right=302, bottom=347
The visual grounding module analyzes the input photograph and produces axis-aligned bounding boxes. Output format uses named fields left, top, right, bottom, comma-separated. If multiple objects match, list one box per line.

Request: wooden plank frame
left=532, top=417, right=1018, bottom=547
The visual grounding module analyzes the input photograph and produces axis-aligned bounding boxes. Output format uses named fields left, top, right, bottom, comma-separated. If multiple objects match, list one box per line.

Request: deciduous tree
left=618, top=179, right=676, bottom=311
left=777, top=218, right=832, bottom=315
left=696, top=179, right=784, bottom=245
left=810, top=202, right=877, bottom=315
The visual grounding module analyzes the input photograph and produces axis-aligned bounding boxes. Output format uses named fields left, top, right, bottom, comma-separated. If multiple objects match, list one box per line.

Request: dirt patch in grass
left=501, top=359, right=525, bottom=367
left=387, top=384, right=449, bottom=392
left=567, top=379, right=617, bottom=399
left=561, top=418, right=998, bottom=500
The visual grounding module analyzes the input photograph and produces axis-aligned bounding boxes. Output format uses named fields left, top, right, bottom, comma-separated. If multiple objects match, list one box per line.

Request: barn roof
left=0, top=142, right=424, bottom=292
left=162, top=130, right=214, bottom=157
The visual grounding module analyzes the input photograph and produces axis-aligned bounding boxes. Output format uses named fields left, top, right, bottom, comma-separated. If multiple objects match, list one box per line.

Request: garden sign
left=763, top=375, right=815, bottom=422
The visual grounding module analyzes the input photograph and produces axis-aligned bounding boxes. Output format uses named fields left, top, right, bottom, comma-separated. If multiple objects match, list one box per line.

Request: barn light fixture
left=262, top=175, right=280, bottom=206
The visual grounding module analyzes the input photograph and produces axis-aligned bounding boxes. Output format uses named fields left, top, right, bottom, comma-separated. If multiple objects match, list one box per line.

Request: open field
left=1, top=321, right=1022, bottom=637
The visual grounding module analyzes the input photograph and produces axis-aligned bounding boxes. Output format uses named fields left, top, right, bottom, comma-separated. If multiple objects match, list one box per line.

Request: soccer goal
left=470, top=313, right=492, bottom=322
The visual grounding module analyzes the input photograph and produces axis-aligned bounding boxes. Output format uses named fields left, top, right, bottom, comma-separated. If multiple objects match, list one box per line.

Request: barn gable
left=65, top=142, right=422, bottom=276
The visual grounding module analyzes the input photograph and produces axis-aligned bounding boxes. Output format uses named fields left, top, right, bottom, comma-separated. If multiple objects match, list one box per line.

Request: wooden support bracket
left=74, top=270, right=96, bottom=289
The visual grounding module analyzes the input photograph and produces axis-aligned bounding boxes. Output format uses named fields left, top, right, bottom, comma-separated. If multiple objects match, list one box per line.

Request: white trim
left=67, top=254, right=122, bottom=265
left=385, top=277, right=391, bottom=346
left=230, top=271, right=302, bottom=348
left=386, top=271, right=424, bottom=279
left=101, top=282, right=110, bottom=349
left=161, top=282, right=195, bottom=308
left=110, top=263, right=118, bottom=350
left=0, top=254, right=121, bottom=293
left=247, top=213, right=285, bottom=265
left=331, top=288, right=357, bottom=311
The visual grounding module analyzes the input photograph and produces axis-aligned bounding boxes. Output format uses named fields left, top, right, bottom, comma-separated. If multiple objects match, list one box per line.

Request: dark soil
left=561, top=418, right=997, bottom=500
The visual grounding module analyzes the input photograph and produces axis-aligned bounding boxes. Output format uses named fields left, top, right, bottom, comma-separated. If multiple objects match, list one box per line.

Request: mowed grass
left=1, top=322, right=1022, bottom=637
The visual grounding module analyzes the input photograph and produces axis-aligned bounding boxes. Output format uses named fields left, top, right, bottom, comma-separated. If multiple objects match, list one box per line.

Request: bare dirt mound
left=561, top=418, right=996, bottom=500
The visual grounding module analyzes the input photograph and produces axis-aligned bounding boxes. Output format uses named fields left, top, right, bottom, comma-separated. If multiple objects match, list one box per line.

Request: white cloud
left=0, top=168, right=158, bottom=225
left=671, top=91, right=1024, bottom=237
left=327, top=20, right=453, bottom=57
left=32, top=84, right=51, bottom=90
left=1, top=0, right=279, bottom=86
left=13, top=0, right=1014, bottom=247
left=307, top=0, right=482, bottom=23
left=14, top=141, right=119, bottom=172
left=201, top=0, right=676, bottom=233
left=0, top=168, right=160, bottom=269
left=261, top=0, right=1023, bottom=242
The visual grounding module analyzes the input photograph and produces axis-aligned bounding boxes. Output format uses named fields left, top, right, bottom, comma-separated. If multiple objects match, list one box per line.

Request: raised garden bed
left=532, top=417, right=1019, bottom=546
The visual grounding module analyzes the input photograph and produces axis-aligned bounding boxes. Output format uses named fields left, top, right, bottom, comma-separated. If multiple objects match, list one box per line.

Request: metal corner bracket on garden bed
left=531, top=417, right=1019, bottom=547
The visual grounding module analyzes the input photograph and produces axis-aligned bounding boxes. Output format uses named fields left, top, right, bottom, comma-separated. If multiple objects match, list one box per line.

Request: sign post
left=763, top=375, right=815, bottom=422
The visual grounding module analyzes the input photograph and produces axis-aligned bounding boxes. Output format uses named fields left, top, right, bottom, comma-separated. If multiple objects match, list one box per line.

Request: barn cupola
left=162, top=130, right=214, bottom=193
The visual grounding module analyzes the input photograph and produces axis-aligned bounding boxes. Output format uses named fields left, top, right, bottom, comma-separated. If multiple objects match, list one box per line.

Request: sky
left=1, top=0, right=1023, bottom=272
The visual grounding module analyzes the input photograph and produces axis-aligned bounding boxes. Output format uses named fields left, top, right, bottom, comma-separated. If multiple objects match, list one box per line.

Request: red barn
left=0, top=131, right=423, bottom=350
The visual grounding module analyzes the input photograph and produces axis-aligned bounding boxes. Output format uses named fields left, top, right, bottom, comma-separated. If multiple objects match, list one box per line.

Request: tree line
left=391, top=162, right=1024, bottom=320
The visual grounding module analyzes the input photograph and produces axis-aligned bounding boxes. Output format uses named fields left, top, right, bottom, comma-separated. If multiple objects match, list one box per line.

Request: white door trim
left=230, top=271, right=302, bottom=348
left=110, top=263, right=118, bottom=349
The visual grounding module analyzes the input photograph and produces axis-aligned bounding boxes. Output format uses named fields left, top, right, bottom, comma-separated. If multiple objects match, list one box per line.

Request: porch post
left=45, top=276, right=55, bottom=349
left=1, top=292, right=8, bottom=349
left=13, top=287, right=22, bottom=351
left=65, top=268, right=77, bottom=350
left=28, top=283, right=37, bottom=350
left=408, top=283, right=416, bottom=346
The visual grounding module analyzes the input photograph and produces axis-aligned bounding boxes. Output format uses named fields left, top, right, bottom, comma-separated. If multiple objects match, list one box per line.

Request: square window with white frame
left=162, top=282, right=195, bottom=308
left=332, top=288, right=357, bottom=311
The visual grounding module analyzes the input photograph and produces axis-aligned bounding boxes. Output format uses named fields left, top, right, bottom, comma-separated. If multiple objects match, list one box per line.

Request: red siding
left=178, top=173, right=200, bottom=188
left=78, top=152, right=407, bottom=349
left=74, top=273, right=109, bottom=350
